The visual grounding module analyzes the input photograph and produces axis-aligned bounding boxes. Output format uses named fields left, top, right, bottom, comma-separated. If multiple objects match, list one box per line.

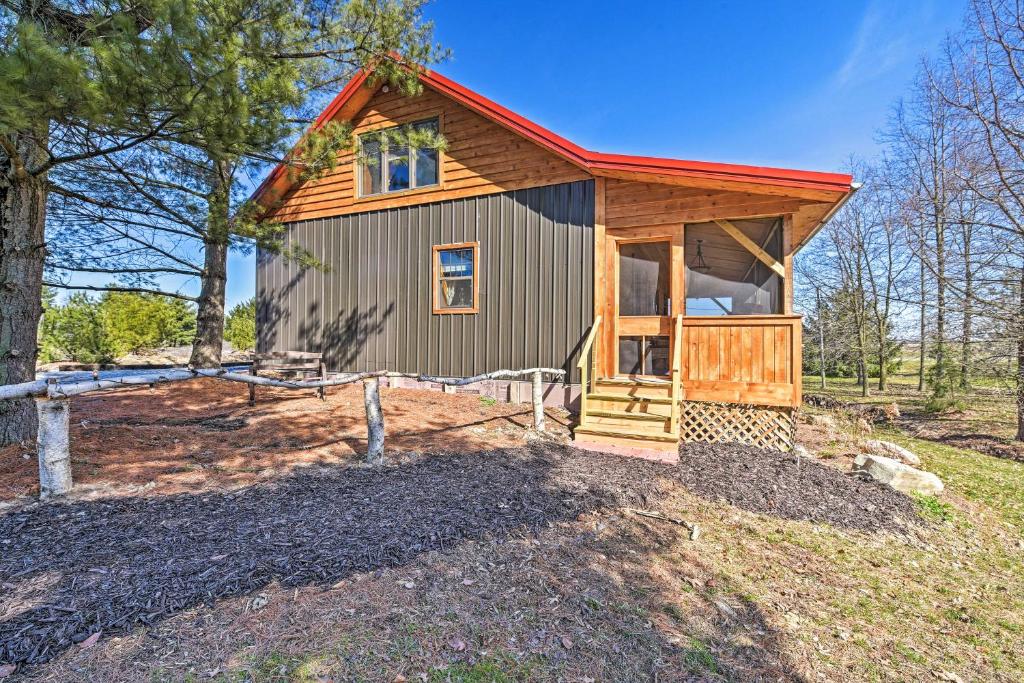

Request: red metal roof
left=252, top=65, right=853, bottom=205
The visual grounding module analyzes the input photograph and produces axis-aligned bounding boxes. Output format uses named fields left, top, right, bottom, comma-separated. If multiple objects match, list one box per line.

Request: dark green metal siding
left=256, top=180, right=594, bottom=382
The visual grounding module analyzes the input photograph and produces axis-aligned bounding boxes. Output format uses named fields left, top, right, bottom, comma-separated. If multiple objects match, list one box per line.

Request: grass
left=681, top=638, right=719, bottom=674
left=914, top=493, right=954, bottom=522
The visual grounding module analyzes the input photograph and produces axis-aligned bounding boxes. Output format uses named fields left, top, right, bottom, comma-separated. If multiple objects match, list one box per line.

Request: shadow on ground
left=1, top=444, right=667, bottom=669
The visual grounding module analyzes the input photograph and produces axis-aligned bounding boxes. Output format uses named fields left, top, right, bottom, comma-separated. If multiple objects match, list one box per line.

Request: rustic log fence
left=2, top=366, right=566, bottom=498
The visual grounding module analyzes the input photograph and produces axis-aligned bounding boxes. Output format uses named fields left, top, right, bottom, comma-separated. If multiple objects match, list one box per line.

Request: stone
left=853, top=454, right=944, bottom=496
left=805, top=413, right=837, bottom=429
left=862, top=439, right=921, bottom=466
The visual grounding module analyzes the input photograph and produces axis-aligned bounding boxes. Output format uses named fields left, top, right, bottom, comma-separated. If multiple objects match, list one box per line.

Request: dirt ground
left=0, top=379, right=567, bottom=502
left=1, top=380, right=1022, bottom=682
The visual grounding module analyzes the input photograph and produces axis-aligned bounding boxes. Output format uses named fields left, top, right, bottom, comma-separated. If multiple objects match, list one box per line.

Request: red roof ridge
left=252, top=64, right=853, bottom=206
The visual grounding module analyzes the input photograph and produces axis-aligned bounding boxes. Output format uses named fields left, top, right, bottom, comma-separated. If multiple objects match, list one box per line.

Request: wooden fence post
left=36, top=387, right=72, bottom=498
left=531, top=370, right=545, bottom=432
left=363, top=377, right=385, bottom=466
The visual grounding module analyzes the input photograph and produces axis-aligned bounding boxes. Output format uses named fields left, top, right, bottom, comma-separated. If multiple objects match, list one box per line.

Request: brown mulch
left=0, top=444, right=672, bottom=670
left=677, top=442, right=919, bottom=533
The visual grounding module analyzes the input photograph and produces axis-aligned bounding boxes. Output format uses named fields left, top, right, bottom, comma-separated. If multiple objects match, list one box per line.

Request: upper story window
left=358, top=118, right=440, bottom=197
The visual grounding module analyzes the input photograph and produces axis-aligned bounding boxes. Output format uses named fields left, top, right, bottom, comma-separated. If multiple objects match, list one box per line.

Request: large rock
left=862, top=439, right=921, bottom=466
left=853, top=454, right=944, bottom=496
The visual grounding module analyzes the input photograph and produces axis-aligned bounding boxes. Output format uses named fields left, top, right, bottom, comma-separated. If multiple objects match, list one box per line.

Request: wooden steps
left=574, top=378, right=680, bottom=453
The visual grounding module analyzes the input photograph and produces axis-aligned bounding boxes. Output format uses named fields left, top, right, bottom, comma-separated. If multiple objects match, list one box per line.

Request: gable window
left=433, top=242, right=479, bottom=314
left=359, top=118, right=440, bottom=196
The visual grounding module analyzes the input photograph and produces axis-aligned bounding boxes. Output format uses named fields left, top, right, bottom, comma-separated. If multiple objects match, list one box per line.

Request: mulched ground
left=0, top=444, right=672, bottom=670
left=0, top=381, right=933, bottom=678
left=677, top=442, right=919, bottom=533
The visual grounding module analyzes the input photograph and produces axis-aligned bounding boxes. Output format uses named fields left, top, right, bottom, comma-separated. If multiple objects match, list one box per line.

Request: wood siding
left=266, top=86, right=590, bottom=223
left=605, top=179, right=822, bottom=229
left=257, top=181, right=595, bottom=382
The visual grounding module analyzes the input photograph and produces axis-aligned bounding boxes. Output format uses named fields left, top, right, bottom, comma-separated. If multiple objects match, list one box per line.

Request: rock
left=862, top=439, right=921, bottom=466
left=805, top=413, right=837, bottom=429
left=793, top=444, right=814, bottom=460
left=853, top=454, right=944, bottom=496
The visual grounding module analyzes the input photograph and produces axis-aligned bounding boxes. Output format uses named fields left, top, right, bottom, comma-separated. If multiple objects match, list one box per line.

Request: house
left=252, top=64, right=855, bottom=453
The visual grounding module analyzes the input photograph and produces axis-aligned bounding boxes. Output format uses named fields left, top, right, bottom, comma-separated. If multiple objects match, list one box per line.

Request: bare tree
left=933, top=0, right=1024, bottom=439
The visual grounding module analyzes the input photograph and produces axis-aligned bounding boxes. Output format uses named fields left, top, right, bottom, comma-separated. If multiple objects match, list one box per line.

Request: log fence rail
left=5, top=365, right=565, bottom=498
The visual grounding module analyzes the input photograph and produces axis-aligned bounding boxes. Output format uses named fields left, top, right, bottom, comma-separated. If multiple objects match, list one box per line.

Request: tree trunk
left=0, top=131, right=48, bottom=446
left=877, top=319, right=888, bottom=392
left=960, top=239, right=973, bottom=391
left=188, top=158, right=232, bottom=368
left=918, top=261, right=927, bottom=392
left=188, top=238, right=228, bottom=367
left=1017, top=264, right=1024, bottom=442
left=816, top=289, right=827, bottom=389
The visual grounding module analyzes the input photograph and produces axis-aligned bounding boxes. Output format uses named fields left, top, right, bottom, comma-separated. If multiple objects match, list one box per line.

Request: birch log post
left=363, top=377, right=385, bottom=466
left=36, top=384, right=72, bottom=497
left=531, top=370, right=545, bottom=431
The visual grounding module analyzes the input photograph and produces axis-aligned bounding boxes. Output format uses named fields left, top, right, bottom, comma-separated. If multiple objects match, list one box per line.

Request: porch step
left=573, top=425, right=679, bottom=452
left=596, top=376, right=671, bottom=386
left=587, top=392, right=673, bottom=405
left=587, top=409, right=668, bottom=422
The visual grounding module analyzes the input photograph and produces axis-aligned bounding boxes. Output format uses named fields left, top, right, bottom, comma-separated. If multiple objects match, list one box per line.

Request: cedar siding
left=257, top=180, right=595, bottom=381
left=266, top=86, right=590, bottom=222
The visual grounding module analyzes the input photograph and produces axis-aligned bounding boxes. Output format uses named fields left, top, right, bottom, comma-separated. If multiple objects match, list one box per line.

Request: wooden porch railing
left=670, top=313, right=683, bottom=435
left=576, top=315, right=602, bottom=426
left=677, top=314, right=802, bottom=408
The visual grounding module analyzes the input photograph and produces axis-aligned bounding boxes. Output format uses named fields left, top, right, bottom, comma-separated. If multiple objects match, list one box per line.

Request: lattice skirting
left=679, top=401, right=794, bottom=452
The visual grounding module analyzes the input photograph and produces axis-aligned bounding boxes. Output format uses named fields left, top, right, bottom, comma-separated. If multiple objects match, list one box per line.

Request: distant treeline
left=39, top=290, right=255, bottom=364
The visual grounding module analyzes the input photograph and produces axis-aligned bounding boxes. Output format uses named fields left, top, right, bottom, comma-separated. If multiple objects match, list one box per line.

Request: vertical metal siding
left=257, top=180, right=595, bottom=382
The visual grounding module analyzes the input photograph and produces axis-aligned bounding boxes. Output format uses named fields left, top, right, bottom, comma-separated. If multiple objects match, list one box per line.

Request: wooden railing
left=576, top=315, right=602, bottom=425
left=676, top=315, right=802, bottom=408
left=670, top=314, right=683, bottom=435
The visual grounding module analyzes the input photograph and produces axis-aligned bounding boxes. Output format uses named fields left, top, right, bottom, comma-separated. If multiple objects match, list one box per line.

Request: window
left=433, top=242, right=479, bottom=314
left=684, top=217, right=783, bottom=315
left=359, top=118, right=440, bottom=196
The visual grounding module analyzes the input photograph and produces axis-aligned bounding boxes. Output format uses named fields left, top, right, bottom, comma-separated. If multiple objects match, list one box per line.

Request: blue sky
left=218, top=0, right=966, bottom=308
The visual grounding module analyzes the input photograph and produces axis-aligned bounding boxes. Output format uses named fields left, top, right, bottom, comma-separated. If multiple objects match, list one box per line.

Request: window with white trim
left=358, top=118, right=440, bottom=196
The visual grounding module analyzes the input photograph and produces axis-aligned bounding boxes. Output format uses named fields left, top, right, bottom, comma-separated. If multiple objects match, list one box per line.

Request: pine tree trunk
left=188, top=158, right=231, bottom=369
left=189, top=238, right=228, bottom=368
left=0, top=131, right=48, bottom=446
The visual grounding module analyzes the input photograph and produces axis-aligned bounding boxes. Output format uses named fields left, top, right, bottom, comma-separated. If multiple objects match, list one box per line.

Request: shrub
left=224, top=297, right=256, bottom=351
left=38, top=290, right=196, bottom=363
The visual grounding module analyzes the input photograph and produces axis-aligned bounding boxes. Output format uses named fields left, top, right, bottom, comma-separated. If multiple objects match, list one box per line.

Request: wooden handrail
left=577, top=316, right=602, bottom=425
left=670, top=313, right=683, bottom=435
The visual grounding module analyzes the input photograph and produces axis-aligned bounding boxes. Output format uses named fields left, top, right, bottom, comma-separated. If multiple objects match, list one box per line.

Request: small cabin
left=253, top=65, right=854, bottom=453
